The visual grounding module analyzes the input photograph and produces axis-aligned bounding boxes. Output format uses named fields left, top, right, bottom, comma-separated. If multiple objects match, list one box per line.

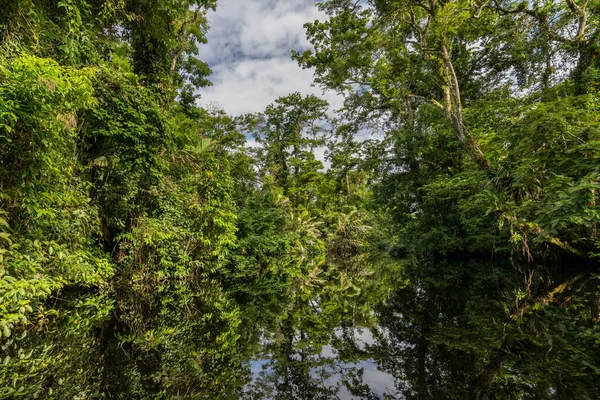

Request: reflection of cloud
left=358, top=360, right=398, bottom=398
left=324, top=358, right=397, bottom=399
left=246, top=327, right=398, bottom=399
left=196, top=0, right=343, bottom=117
left=249, top=359, right=270, bottom=375
left=323, top=328, right=397, bottom=398
left=333, top=326, right=377, bottom=350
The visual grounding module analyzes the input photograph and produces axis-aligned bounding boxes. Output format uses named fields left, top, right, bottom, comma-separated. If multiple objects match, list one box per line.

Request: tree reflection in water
left=238, top=256, right=600, bottom=399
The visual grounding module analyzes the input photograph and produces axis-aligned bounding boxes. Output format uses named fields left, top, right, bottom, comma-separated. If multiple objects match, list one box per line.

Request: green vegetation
left=0, top=0, right=599, bottom=398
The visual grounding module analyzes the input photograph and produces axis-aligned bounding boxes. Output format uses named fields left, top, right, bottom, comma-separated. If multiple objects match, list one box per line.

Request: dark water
left=232, top=258, right=600, bottom=400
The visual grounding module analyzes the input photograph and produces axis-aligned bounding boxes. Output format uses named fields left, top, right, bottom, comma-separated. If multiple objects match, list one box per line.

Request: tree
left=247, top=93, right=330, bottom=207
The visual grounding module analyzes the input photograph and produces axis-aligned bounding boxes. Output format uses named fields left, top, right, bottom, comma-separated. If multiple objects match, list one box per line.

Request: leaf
left=195, top=138, right=214, bottom=154
left=93, top=156, right=109, bottom=167
left=2, top=324, right=11, bottom=338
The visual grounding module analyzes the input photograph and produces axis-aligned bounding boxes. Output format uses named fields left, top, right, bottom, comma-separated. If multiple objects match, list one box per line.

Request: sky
left=196, top=0, right=343, bottom=116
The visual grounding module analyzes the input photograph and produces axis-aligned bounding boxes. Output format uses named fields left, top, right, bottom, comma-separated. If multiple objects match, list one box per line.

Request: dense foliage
left=0, top=0, right=599, bottom=399
left=294, top=0, right=600, bottom=397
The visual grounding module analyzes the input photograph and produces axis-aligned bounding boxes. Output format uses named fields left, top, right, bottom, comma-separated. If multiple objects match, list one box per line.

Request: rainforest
left=1, top=0, right=599, bottom=398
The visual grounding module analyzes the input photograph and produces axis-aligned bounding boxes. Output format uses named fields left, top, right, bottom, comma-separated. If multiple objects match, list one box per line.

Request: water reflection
left=244, top=328, right=397, bottom=399
left=235, top=258, right=600, bottom=400
left=237, top=259, right=397, bottom=399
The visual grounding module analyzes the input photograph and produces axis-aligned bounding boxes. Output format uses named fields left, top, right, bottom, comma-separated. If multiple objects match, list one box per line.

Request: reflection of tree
left=242, top=258, right=392, bottom=399
left=239, top=249, right=600, bottom=400
left=370, top=259, right=600, bottom=400
left=370, top=265, right=476, bottom=399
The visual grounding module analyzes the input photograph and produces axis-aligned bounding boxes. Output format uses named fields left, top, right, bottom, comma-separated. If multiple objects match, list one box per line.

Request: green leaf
left=2, top=324, right=11, bottom=338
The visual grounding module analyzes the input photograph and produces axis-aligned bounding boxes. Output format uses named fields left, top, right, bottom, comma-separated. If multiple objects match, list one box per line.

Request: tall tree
left=247, top=93, right=330, bottom=207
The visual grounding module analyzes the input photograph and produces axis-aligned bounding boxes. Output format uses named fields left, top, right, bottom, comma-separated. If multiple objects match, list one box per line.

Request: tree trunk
left=471, top=349, right=504, bottom=400
left=101, top=217, right=114, bottom=254
left=441, top=44, right=491, bottom=172
left=416, top=339, right=430, bottom=400
left=592, top=292, right=600, bottom=323
left=405, top=98, right=421, bottom=174
left=572, top=44, right=600, bottom=95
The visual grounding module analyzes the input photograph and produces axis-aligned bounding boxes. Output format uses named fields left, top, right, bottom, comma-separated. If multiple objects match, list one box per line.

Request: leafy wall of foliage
left=2, top=0, right=600, bottom=398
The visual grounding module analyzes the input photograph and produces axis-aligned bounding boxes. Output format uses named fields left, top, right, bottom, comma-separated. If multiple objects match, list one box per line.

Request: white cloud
left=200, top=57, right=342, bottom=116
left=196, top=0, right=343, bottom=116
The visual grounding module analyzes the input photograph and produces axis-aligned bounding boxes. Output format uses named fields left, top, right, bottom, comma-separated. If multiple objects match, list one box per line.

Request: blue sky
left=196, top=0, right=343, bottom=116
